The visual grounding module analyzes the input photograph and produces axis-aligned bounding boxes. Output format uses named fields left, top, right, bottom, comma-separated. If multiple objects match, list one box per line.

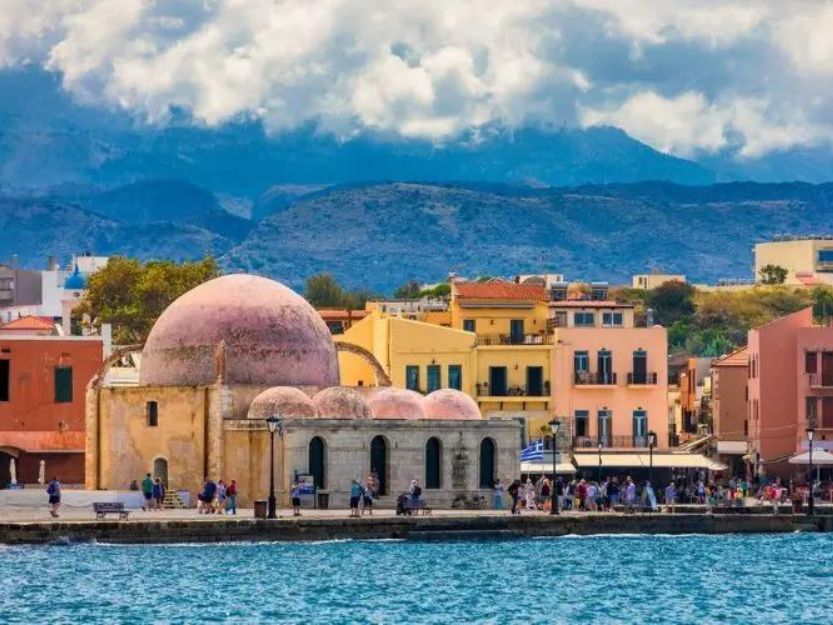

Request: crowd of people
left=196, top=478, right=239, bottom=515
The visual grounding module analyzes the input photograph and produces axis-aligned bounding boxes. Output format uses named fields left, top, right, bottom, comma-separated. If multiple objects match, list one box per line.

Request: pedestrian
left=361, top=480, right=374, bottom=516
left=664, top=481, right=677, bottom=513
left=46, top=476, right=61, bottom=518
left=291, top=481, right=302, bottom=517
left=215, top=480, right=227, bottom=514
left=152, top=477, right=165, bottom=511
left=644, top=480, right=658, bottom=512
left=349, top=479, right=362, bottom=517
left=409, top=479, right=423, bottom=512
left=508, top=479, right=521, bottom=514
left=226, top=479, right=238, bottom=515
left=585, top=481, right=597, bottom=512
left=524, top=478, right=536, bottom=511
left=199, top=478, right=217, bottom=514
left=493, top=479, right=505, bottom=510
left=608, top=478, right=620, bottom=508
left=625, top=477, right=637, bottom=511
left=576, top=479, right=588, bottom=511
left=540, top=477, right=551, bottom=512
left=141, top=472, right=153, bottom=511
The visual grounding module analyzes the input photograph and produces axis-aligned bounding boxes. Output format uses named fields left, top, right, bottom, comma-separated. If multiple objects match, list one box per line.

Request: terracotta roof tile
left=454, top=281, right=548, bottom=300
left=549, top=300, right=633, bottom=309
left=712, top=346, right=748, bottom=367
left=317, top=309, right=370, bottom=321
left=0, top=315, right=55, bottom=331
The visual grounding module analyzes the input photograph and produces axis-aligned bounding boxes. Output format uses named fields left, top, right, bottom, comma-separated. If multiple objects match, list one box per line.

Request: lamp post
left=807, top=427, right=815, bottom=516
left=647, top=430, right=657, bottom=485
left=597, top=441, right=603, bottom=483
left=549, top=418, right=560, bottom=515
left=266, top=415, right=283, bottom=519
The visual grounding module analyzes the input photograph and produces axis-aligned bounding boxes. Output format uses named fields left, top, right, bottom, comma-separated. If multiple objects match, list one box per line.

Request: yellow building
left=632, top=273, right=686, bottom=290
left=340, top=280, right=554, bottom=438
left=755, top=236, right=833, bottom=286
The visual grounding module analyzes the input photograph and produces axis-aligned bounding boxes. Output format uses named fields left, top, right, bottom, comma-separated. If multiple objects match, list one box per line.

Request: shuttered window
left=54, top=366, right=73, bottom=403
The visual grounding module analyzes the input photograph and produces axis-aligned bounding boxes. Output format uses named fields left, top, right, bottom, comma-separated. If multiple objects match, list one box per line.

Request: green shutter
left=54, top=366, right=73, bottom=403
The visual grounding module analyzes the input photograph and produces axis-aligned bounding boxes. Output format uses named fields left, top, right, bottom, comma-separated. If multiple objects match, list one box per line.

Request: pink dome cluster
left=312, top=386, right=373, bottom=419
left=423, top=389, right=482, bottom=420
left=247, top=387, right=317, bottom=420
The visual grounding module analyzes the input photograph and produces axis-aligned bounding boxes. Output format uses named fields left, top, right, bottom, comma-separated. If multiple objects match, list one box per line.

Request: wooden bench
left=93, top=502, right=130, bottom=521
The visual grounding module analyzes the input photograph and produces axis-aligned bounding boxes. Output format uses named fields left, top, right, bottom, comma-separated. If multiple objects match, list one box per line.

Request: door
left=632, top=350, right=647, bottom=384
left=597, top=410, right=612, bottom=446
left=153, top=458, right=168, bottom=488
left=632, top=410, right=647, bottom=446
left=427, top=365, right=441, bottom=392
left=425, top=437, right=441, bottom=489
left=489, top=366, right=508, bottom=397
left=309, top=437, right=326, bottom=489
left=479, top=438, right=496, bottom=488
left=448, top=365, right=462, bottom=390
left=526, top=366, right=544, bottom=396
left=597, top=350, right=612, bottom=384
left=823, top=352, right=833, bottom=387
left=370, top=436, right=387, bottom=495
left=510, top=319, right=524, bottom=343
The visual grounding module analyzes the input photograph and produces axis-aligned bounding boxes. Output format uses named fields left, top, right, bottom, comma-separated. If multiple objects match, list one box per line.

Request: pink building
left=747, top=307, right=833, bottom=479
left=551, top=300, right=669, bottom=452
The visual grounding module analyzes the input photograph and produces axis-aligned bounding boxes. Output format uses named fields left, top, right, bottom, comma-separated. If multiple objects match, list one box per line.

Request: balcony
left=573, top=435, right=651, bottom=449
left=807, top=373, right=833, bottom=389
left=573, top=371, right=617, bottom=387
left=475, top=382, right=550, bottom=399
left=627, top=372, right=658, bottom=386
left=477, top=333, right=552, bottom=346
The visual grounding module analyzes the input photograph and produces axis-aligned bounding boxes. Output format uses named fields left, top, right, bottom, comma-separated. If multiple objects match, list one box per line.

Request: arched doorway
left=370, top=436, right=387, bottom=495
left=153, top=457, right=168, bottom=488
left=479, top=438, right=496, bottom=488
left=0, top=450, right=13, bottom=488
left=309, top=436, right=326, bottom=489
left=425, top=437, right=441, bottom=489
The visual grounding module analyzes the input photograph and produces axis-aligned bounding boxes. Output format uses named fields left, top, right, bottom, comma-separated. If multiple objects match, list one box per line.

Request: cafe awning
left=788, top=449, right=833, bottom=465
left=520, top=460, right=576, bottom=474
left=573, top=452, right=727, bottom=471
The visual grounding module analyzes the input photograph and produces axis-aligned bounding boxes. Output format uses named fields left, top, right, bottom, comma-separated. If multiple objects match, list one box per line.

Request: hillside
left=226, top=182, right=833, bottom=290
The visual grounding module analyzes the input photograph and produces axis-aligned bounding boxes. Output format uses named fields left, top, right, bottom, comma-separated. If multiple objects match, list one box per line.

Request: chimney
left=101, top=323, right=113, bottom=357
left=647, top=308, right=655, bottom=326
left=47, top=256, right=57, bottom=271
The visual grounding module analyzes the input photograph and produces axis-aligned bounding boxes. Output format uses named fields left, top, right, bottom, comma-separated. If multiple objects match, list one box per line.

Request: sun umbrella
left=788, top=449, right=833, bottom=465
left=38, top=460, right=45, bottom=485
left=9, top=457, right=16, bottom=485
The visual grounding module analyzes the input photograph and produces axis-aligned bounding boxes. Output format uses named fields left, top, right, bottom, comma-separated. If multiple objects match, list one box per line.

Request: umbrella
left=38, top=460, right=45, bottom=485
left=788, top=449, right=833, bottom=465
left=9, top=458, right=16, bottom=485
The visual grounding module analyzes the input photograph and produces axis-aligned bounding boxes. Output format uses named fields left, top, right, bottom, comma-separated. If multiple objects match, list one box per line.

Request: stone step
left=162, top=491, right=186, bottom=509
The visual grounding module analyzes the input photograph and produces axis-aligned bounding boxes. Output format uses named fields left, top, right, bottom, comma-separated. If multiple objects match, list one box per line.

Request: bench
left=93, top=502, right=130, bottom=521
left=407, top=499, right=433, bottom=516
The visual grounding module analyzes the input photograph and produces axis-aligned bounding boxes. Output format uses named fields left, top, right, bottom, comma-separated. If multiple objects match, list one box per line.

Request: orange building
left=710, top=347, right=749, bottom=473
left=0, top=335, right=103, bottom=486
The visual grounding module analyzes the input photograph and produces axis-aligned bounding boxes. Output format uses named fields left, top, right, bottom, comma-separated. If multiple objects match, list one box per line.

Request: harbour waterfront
left=2, top=533, right=832, bottom=624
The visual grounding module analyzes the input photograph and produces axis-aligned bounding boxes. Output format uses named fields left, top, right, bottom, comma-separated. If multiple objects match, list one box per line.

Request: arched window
left=479, top=438, right=496, bottom=488
left=425, top=437, right=441, bottom=489
left=370, top=436, right=387, bottom=495
left=309, top=436, right=326, bottom=490
left=153, top=457, right=168, bottom=488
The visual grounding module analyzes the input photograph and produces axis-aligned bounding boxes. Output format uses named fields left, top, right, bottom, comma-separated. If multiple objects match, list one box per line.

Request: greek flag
left=520, top=439, right=545, bottom=461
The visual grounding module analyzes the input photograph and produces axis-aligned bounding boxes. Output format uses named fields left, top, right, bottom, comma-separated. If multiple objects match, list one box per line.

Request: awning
left=520, top=461, right=576, bottom=474
left=788, top=449, right=833, bottom=465
left=717, top=440, right=747, bottom=455
left=573, top=452, right=727, bottom=471
left=0, top=431, right=85, bottom=453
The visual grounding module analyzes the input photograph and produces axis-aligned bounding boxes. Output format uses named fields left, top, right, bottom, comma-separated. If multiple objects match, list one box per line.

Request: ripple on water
left=1, top=534, right=832, bottom=624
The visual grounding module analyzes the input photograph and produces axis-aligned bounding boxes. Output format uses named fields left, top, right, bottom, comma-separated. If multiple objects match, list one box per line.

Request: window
left=405, top=365, right=420, bottom=391
left=597, top=350, right=613, bottom=384
left=574, top=410, right=589, bottom=437
left=427, top=365, right=441, bottom=392
left=818, top=249, right=833, bottom=263
left=806, top=351, right=818, bottom=374
left=632, top=410, right=647, bottom=446
left=448, top=365, right=462, bottom=390
left=553, top=310, right=568, bottom=327
left=463, top=319, right=476, bottom=332
left=489, top=366, right=508, bottom=396
left=806, top=397, right=818, bottom=428
left=509, top=319, right=524, bottom=341
left=479, top=438, right=496, bottom=488
left=309, top=436, right=326, bottom=489
left=574, top=312, right=595, bottom=327
left=146, top=401, right=159, bottom=427
left=574, top=351, right=589, bottom=373
left=602, top=312, right=624, bottom=327
left=823, top=397, right=833, bottom=429
left=632, top=349, right=647, bottom=384
left=0, top=359, right=9, bottom=402
left=425, top=437, right=441, bottom=489
left=597, top=410, right=612, bottom=446
left=54, top=366, right=73, bottom=403
left=526, top=366, right=544, bottom=396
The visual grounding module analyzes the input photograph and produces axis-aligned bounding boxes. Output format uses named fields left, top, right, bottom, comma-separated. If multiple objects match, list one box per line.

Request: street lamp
left=807, top=427, right=815, bottom=516
left=597, top=441, right=603, bottom=483
left=548, top=418, right=560, bottom=516
left=266, top=415, right=284, bottom=519
left=647, top=430, right=657, bottom=485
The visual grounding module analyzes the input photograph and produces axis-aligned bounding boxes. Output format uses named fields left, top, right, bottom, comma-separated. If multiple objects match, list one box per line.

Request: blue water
left=1, top=534, right=832, bottom=624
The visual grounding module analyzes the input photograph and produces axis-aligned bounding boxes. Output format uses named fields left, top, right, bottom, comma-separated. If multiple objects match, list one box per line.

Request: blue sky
left=2, top=0, right=833, bottom=163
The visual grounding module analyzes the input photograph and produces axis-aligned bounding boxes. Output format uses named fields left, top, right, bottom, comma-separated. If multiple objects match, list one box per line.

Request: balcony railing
left=573, top=371, right=617, bottom=386
left=807, top=373, right=833, bottom=388
left=475, top=382, right=550, bottom=397
left=573, top=435, right=651, bottom=449
left=477, top=333, right=552, bottom=346
left=627, top=372, right=658, bottom=385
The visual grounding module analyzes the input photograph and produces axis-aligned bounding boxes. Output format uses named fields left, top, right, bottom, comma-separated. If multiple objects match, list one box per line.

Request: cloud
left=2, top=0, right=833, bottom=160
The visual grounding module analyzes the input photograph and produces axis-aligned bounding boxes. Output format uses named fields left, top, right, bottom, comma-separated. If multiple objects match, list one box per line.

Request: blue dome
left=63, top=266, right=87, bottom=290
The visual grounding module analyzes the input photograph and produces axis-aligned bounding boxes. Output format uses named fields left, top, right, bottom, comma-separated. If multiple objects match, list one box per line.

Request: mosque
left=84, top=274, right=520, bottom=507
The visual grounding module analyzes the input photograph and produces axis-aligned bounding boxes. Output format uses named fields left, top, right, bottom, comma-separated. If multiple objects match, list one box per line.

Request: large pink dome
left=424, top=389, right=482, bottom=420
left=247, top=386, right=317, bottom=419
left=140, top=274, right=339, bottom=387
left=367, top=388, right=426, bottom=419
left=313, top=387, right=372, bottom=419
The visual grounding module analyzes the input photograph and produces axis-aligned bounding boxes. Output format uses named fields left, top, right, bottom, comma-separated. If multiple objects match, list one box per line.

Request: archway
left=425, top=437, right=442, bottom=489
left=479, top=438, right=496, bottom=488
left=370, top=435, right=388, bottom=495
left=309, top=436, right=326, bottom=490
left=153, top=457, right=169, bottom=488
left=335, top=341, right=392, bottom=386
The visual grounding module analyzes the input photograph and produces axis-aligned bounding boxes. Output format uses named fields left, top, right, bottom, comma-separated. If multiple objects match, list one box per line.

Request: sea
left=1, top=533, right=831, bottom=624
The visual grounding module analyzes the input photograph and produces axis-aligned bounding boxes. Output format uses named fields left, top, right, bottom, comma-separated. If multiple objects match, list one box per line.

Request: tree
left=759, top=264, right=788, bottom=285
left=393, top=280, right=421, bottom=299
left=305, top=273, right=348, bottom=308
left=811, top=286, right=833, bottom=321
left=648, top=280, right=696, bottom=326
left=78, top=256, right=219, bottom=343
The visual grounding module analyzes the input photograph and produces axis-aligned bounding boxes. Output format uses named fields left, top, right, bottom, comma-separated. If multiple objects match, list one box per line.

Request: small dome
left=140, top=274, right=339, bottom=387
left=63, top=266, right=86, bottom=290
left=247, top=386, right=317, bottom=420
left=424, top=389, right=482, bottom=420
left=313, top=386, right=372, bottom=419
left=367, top=388, right=426, bottom=420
